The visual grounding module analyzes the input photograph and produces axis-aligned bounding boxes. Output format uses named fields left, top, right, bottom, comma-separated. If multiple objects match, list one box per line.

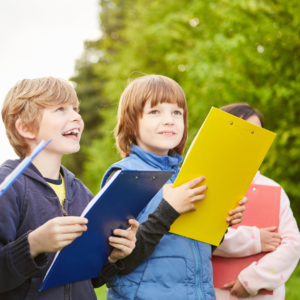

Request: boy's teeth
left=63, top=129, right=79, bottom=135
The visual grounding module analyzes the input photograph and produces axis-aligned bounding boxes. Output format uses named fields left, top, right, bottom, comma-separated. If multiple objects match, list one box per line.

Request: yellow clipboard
left=169, top=107, right=276, bottom=246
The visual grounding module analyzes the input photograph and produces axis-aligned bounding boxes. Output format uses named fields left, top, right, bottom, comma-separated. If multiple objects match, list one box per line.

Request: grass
left=95, top=285, right=107, bottom=300
left=95, top=263, right=300, bottom=299
left=286, top=262, right=300, bottom=299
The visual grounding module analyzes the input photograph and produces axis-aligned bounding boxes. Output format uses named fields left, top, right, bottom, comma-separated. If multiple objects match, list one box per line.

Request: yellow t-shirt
left=47, top=175, right=66, bottom=206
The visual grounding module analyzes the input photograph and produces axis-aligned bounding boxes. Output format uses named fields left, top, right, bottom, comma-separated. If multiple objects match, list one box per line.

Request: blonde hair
left=2, top=77, right=79, bottom=157
left=115, top=75, right=188, bottom=157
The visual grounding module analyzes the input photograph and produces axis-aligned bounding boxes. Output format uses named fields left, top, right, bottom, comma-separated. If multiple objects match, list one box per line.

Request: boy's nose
left=162, top=113, right=174, bottom=125
left=71, top=110, right=82, bottom=122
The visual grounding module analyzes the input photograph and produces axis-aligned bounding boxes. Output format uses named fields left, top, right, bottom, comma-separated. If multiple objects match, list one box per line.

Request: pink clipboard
left=212, top=184, right=281, bottom=295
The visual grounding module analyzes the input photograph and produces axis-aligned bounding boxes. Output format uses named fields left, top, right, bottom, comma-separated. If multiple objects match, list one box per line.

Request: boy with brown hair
left=0, top=77, right=138, bottom=300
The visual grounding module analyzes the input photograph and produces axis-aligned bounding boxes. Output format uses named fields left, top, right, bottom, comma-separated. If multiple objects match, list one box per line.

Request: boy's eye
left=149, top=110, right=159, bottom=114
left=57, top=107, right=64, bottom=112
left=74, top=107, right=79, bottom=113
left=173, top=110, right=182, bottom=115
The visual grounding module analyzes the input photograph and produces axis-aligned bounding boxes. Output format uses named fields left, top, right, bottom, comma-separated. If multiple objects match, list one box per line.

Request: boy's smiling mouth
left=62, top=128, right=80, bottom=140
left=158, top=131, right=176, bottom=136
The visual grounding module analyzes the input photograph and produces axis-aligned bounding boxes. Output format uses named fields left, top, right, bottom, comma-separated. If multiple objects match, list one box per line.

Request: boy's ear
left=15, top=119, right=36, bottom=139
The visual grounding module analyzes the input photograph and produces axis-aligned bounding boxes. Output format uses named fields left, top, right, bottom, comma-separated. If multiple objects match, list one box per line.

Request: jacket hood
left=130, top=144, right=183, bottom=171
left=1, top=159, right=77, bottom=199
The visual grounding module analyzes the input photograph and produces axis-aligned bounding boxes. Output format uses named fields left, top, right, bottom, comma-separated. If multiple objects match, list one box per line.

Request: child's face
left=136, top=101, right=184, bottom=156
left=35, top=102, right=84, bottom=156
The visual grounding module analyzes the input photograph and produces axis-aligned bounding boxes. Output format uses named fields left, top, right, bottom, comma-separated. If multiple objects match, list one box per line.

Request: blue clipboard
left=40, top=169, right=174, bottom=290
left=0, top=139, right=51, bottom=197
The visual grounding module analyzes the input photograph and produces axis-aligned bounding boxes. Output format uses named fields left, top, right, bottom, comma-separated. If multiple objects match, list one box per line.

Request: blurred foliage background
left=63, top=0, right=300, bottom=224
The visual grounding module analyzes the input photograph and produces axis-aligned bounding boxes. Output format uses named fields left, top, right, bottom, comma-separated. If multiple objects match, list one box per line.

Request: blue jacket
left=102, top=144, right=216, bottom=300
left=0, top=159, right=122, bottom=300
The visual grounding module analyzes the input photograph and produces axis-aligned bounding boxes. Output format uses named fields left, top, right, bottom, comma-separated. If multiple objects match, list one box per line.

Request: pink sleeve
left=238, top=188, right=300, bottom=296
left=213, top=226, right=261, bottom=257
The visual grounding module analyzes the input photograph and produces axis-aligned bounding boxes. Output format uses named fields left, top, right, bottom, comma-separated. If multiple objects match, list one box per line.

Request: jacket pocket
left=24, top=277, right=41, bottom=300
left=135, top=257, right=189, bottom=300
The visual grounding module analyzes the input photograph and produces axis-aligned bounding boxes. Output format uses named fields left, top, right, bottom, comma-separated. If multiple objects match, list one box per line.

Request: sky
left=0, top=0, right=100, bottom=165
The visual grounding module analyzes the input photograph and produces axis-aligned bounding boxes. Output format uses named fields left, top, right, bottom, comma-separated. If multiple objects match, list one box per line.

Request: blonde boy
left=0, top=77, right=138, bottom=300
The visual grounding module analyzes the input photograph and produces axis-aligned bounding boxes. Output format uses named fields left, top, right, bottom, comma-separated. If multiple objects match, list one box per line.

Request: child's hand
left=224, top=278, right=251, bottom=298
left=163, top=177, right=207, bottom=214
left=227, top=197, right=248, bottom=225
left=260, top=226, right=281, bottom=252
left=28, top=216, right=88, bottom=258
left=108, top=219, right=139, bottom=263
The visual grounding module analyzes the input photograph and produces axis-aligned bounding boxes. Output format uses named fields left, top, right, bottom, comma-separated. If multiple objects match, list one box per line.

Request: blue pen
left=0, top=139, right=51, bottom=197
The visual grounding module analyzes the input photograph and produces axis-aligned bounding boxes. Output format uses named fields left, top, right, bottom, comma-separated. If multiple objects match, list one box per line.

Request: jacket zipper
left=191, top=239, right=203, bottom=300
left=61, top=199, right=71, bottom=299
left=62, top=198, right=68, bottom=216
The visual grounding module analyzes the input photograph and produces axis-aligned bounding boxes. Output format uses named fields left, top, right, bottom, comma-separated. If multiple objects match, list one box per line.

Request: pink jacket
left=213, top=171, right=300, bottom=299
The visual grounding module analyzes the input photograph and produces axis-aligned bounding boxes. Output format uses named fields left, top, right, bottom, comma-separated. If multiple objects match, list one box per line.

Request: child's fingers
left=238, top=197, right=248, bottom=205
left=59, top=224, right=88, bottom=234
left=127, top=219, right=139, bottom=234
left=113, top=228, right=137, bottom=242
left=192, top=194, right=206, bottom=202
left=270, top=231, right=281, bottom=238
left=228, top=218, right=242, bottom=225
left=271, top=240, right=281, bottom=247
left=192, top=185, right=208, bottom=195
left=52, top=236, right=83, bottom=252
left=113, top=228, right=129, bottom=238
left=223, top=279, right=237, bottom=288
left=109, top=236, right=134, bottom=247
left=55, top=240, right=75, bottom=251
left=230, top=212, right=243, bottom=221
left=261, top=227, right=282, bottom=241
left=55, top=216, right=88, bottom=225
left=186, top=204, right=197, bottom=211
left=58, top=232, right=83, bottom=241
left=261, top=226, right=277, bottom=232
left=273, top=239, right=282, bottom=247
left=271, top=234, right=282, bottom=242
left=192, top=204, right=197, bottom=211
left=184, top=176, right=206, bottom=189
left=229, top=205, right=246, bottom=216
left=265, top=245, right=277, bottom=252
left=109, top=242, right=132, bottom=255
left=274, top=236, right=282, bottom=244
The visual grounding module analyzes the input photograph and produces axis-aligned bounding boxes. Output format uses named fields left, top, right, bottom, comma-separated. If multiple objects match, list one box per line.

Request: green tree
left=62, top=0, right=129, bottom=181
left=70, top=0, right=300, bottom=223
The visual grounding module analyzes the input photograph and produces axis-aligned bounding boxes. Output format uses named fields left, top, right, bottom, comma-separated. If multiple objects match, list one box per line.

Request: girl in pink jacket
left=213, top=103, right=300, bottom=299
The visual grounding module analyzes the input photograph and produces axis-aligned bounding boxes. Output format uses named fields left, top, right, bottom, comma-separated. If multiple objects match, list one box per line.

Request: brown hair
left=219, top=103, right=264, bottom=127
left=2, top=77, right=79, bottom=157
left=115, top=75, right=188, bottom=157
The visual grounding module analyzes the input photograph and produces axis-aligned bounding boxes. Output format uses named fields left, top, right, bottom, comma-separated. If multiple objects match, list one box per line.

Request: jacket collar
left=130, top=144, right=183, bottom=171
left=1, top=158, right=76, bottom=199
